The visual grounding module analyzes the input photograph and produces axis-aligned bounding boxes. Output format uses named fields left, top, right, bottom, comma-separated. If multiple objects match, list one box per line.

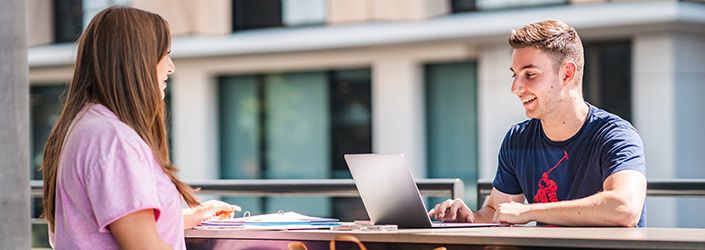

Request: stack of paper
left=197, top=211, right=340, bottom=230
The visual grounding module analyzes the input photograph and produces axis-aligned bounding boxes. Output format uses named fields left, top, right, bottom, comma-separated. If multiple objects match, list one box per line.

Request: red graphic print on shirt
left=534, top=151, right=568, bottom=203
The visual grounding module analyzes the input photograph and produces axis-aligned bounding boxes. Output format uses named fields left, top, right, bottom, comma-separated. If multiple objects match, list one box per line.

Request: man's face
left=510, top=47, right=563, bottom=120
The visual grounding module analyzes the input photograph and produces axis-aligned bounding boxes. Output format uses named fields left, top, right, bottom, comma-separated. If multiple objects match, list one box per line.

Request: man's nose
left=511, top=78, right=524, bottom=95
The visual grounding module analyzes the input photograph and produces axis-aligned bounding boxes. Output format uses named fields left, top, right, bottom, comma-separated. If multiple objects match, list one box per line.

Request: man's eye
left=526, top=73, right=536, bottom=78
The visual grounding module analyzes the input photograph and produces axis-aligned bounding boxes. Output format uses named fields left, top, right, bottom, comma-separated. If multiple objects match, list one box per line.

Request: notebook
left=344, top=153, right=499, bottom=228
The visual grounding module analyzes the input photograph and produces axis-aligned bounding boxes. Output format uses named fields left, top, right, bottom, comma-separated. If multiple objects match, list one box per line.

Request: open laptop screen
left=345, top=153, right=499, bottom=228
left=345, top=153, right=437, bottom=227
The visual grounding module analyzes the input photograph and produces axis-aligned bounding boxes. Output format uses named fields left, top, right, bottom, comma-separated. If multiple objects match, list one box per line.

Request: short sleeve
left=493, top=128, right=524, bottom=195
left=600, top=124, right=647, bottom=182
left=85, top=148, right=162, bottom=233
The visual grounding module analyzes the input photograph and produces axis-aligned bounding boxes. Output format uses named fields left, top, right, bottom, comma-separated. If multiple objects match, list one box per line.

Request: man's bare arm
left=494, top=169, right=646, bottom=227
left=430, top=188, right=524, bottom=223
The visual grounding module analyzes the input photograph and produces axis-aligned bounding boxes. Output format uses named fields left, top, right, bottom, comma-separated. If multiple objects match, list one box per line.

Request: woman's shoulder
left=67, top=104, right=150, bottom=159
left=73, top=104, right=138, bottom=138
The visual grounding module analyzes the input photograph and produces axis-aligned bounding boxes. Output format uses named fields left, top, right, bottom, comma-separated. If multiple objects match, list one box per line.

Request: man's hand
left=428, top=198, right=475, bottom=222
left=493, top=201, right=530, bottom=224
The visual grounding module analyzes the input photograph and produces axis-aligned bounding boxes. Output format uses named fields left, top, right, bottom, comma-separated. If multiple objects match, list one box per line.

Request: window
left=451, top=0, right=477, bottom=13
left=53, top=0, right=131, bottom=44
left=164, top=81, right=174, bottom=155
left=425, top=61, right=479, bottom=209
left=54, top=0, right=83, bottom=43
left=451, top=0, right=566, bottom=13
left=232, top=0, right=326, bottom=32
left=82, top=0, right=131, bottom=29
left=30, top=85, right=66, bottom=218
left=282, top=0, right=326, bottom=27
left=583, top=42, right=632, bottom=121
left=329, top=69, right=372, bottom=179
left=30, top=85, right=66, bottom=180
left=218, top=69, right=371, bottom=220
left=232, top=0, right=283, bottom=31
left=29, top=81, right=173, bottom=218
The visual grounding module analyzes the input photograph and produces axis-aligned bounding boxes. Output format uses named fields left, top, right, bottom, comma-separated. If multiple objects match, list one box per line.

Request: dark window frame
left=451, top=0, right=568, bottom=13
left=232, top=0, right=284, bottom=32
left=582, top=40, right=633, bottom=121
left=217, top=69, right=372, bottom=220
left=54, top=0, right=83, bottom=43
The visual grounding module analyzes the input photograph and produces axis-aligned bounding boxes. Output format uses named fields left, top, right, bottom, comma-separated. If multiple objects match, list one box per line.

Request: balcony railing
left=30, top=178, right=465, bottom=199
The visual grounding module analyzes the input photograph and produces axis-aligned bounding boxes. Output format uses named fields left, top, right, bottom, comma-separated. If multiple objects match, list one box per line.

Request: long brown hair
left=41, top=6, right=199, bottom=232
left=508, top=20, right=585, bottom=85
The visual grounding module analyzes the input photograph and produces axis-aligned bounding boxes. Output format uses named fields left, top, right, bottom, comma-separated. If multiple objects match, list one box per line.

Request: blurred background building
left=27, top=0, right=705, bottom=232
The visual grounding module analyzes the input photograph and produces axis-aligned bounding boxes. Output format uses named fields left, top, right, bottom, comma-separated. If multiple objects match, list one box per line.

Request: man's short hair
left=509, top=20, right=584, bottom=85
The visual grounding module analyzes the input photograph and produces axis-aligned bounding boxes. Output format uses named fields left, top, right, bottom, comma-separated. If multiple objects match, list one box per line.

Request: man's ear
left=562, top=61, right=577, bottom=86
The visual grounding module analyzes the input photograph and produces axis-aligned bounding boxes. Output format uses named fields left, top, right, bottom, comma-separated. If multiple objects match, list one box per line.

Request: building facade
left=27, top=0, right=705, bottom=227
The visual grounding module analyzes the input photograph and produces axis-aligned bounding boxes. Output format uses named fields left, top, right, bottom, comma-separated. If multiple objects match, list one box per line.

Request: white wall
left=171, top=67, right=220, bottom=180
left=371, top=57, right=427, bottom=178
left=170, top=44, right=475, bottom=180
left=477, top=44, right=526, bottom=180
left=633, top=32, right=678, bottom=227
left=671, top=32, right=705, bottom=228
left=633, top=31, right=705, bottom=228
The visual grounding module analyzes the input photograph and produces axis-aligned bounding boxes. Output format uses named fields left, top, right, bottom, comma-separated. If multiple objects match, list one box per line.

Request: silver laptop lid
left=345, top=153, right=433, bottom=227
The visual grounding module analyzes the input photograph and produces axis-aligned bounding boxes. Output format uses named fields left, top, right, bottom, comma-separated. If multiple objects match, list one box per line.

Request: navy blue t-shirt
left=493, top=103, right=646, bottom=227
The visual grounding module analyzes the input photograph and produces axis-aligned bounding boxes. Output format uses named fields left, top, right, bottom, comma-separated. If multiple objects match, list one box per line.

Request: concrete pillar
left=170, top=66, right=219, bottom=180
left=633, top=31, right=705, bottom=227
left=328, top=0, right=373, bottom=25
left=329, top=0, right=449, bottom=24
left=668, top=32, right=705, bottom=174
left=633, top=32, right=678, bottom=228
left=372, top=57, right=427, bottom=178
left=0, top=0, right=30, bottom=248
left=569, top=0, right=607, bottom=4
left=26, top=0, right=54, bottom=46
left=372, top=0, right=449, bottom=21
left=670, top=32, right=705, bottom=228
left=133, top=0, right=232, bottom=36
left=477, top=44, right=525, bottom=180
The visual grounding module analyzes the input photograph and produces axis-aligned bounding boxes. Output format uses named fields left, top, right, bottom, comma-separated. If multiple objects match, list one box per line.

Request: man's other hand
left=493, top=201, right=530, bottom=225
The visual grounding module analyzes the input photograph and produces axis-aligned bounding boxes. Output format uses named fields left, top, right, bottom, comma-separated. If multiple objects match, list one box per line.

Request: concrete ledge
left=28, top=1, right=705, bottom=67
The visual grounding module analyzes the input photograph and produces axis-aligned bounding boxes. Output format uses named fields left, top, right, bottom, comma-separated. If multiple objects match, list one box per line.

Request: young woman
left=41, top=6, right=239, bottom=249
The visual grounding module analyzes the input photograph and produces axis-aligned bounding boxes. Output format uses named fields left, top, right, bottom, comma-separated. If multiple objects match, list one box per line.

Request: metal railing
left=477, top=178, right=705, bottom=209
left=28, top=178, right=462, bottom=249
left=30, top=178, right=465, bottom=199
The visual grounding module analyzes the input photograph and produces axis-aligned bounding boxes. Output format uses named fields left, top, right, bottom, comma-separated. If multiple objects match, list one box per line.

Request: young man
left=430, top=20, right=647, bottom=227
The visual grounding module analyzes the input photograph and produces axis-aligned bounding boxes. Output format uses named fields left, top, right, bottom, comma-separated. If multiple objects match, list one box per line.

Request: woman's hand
left=183, top=200, right=241, bottom=229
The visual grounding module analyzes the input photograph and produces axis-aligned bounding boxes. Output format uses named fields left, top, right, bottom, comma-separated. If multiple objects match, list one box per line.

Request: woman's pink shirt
left=52, top=103, right=185, bottom=250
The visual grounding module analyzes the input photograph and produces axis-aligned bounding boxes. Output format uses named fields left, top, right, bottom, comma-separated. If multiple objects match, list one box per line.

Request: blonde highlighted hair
left=509, top=20, right=584, bottom=85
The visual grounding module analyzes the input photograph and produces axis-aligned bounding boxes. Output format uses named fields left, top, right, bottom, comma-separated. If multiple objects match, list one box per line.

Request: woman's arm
left=109, top=209, right=173, bottom=250
left=183, top=200, right=241, bottom=229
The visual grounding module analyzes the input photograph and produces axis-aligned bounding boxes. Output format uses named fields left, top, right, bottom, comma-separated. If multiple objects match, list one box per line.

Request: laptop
left=345, top=153, right=499, bottom=228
